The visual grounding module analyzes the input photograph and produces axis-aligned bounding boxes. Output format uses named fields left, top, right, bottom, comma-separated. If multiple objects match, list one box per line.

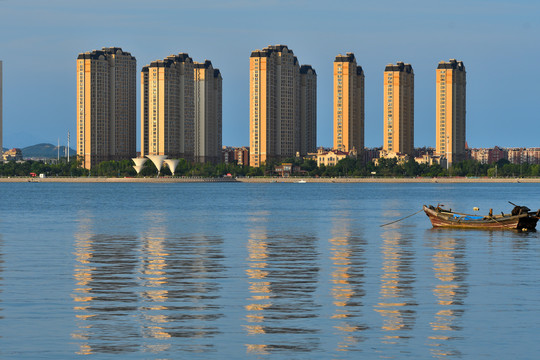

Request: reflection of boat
left=297, top=180, right=307, bottom=184
left=423, top=203, right=540, bottom=231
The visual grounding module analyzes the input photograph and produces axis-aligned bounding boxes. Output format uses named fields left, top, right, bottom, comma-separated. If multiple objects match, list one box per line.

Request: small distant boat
left=297, top=180, right=307, bottom=184
left=423, top=202, right=540, bottom=231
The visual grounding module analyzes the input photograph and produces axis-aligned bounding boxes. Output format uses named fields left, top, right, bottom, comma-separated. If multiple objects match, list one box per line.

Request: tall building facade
left=383, top=62, right=414, bottom=155
left=0, top=60, right=3, bottom=154
left=141, top=54, right=194, bottom=159
left=299, top=65, right=317, bottom=156
left=333, top=53, right=364, bottom=152
left=77, top=47, right=137, bottom=169
left=435, top=59, right=466, bottom=165
left=194, top=60, right=222, bottom=163
left=250, top=45, right=316, bottom=167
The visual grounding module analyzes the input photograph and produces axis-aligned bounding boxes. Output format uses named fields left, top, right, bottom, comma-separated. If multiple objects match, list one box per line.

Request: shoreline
left=0, top=176, right=538, bottom=183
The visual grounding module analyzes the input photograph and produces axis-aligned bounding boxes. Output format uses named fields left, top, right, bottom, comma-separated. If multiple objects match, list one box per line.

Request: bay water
left=1, top=182, right=539, bottom=359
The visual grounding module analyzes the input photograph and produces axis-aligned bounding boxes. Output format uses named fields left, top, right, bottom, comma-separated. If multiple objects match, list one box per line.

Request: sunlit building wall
left=435, top=59, right=466, bottom=165
left=250, top=45, right=316, bottom=167
left=0, top=60, right=2, bottom=154
left=334, top=53, right=364, bottom=152
left=141, top=53, right=195, bottom=160
left=383, top=62, right=414, bottom=155
left=77, top=47, right=137, bottom=169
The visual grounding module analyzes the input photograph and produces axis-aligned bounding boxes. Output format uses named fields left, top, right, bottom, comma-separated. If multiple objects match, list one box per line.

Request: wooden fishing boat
left=423, top=203, right=540, bottom=231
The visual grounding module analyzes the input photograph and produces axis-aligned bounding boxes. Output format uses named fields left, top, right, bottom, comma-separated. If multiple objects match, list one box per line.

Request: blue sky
left=1, top=0, right=539, bottom=149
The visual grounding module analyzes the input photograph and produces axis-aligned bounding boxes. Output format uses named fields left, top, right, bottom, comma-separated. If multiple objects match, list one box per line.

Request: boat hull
left=423, top=205, right=539, bottom=231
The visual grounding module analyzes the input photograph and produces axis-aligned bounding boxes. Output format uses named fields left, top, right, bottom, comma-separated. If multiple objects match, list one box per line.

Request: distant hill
left=21, top=143, right=76, bottom=159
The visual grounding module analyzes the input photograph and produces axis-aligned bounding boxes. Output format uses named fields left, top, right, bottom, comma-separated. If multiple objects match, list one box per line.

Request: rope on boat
left=380, top=209, right=424, bottom=227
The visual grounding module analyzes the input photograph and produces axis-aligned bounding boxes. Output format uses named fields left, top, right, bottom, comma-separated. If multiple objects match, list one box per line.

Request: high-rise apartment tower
left=141, top=54, right=195, bottom=160
left=383, top=62, right=414, bottom=155
left=0, top=60, right=3, bottom=154
left=77, top=47, right=137, bottom=169
left=436, top=59, right=466, bottom=165
left=333, top=53, right=364, bottom=152
left=194, top=60, right=223, bottom=163
left=299, top=65, right=317, bottom=156
left=250, top=45, right=317, bottom=167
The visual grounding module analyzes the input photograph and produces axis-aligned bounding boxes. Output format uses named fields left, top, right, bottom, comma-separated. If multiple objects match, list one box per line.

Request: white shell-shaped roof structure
left=132, top=158, right=148, bottom=167
left=132, top=158, right=148, bottom=174
left=146, top=155, right=168, bottom=172
left=133, top=165, right=144, bottom=174
left=164, top=159, right=180, bottom=175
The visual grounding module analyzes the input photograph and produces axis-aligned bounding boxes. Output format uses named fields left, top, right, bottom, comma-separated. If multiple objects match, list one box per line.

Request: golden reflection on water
left=329, top=214, right=366, bottom=352
left=0, top=235, right=3, bottom=321
left=428, top=237, right=467, bottom=358
left=244, top=223, right=272, bottom=345
left=138, top=211, right=171, bottom=346
left=72, top=212, right=145, bottom=354
left=375, top=228, right=416, bottom=343
left=71, top=210, right=225, bottom=355
left=71, top=211, right=95, bottom=355
left=243, top=210, right=319, bottom=354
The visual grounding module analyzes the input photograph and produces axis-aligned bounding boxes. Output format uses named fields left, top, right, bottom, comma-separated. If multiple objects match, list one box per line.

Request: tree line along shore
left=1, top=157, right=540, bottom=180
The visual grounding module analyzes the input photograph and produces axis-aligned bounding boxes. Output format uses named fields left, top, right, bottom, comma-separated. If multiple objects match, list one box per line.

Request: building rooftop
left=77, top=47, right=135, bottom=60
left=437, top=59, right=465, bottom=71
left=334, top=52, right=356, bottom=63
left=300, top=64, right=317, bottom=75
left=385, top=61, right=413, bottom=73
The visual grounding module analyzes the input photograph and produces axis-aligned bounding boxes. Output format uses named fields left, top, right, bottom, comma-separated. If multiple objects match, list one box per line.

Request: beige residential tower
left=333, top=53, right=364, bottom=152
left=76, top=47, right=137, bottom=169
left=383, top=62, right=414, bottom=156
left=0, top=60, right=2, bottom=154
left=249, top=45, right=316, bottom=167
left=435, top=59, right=466, bottom=165
left=141, top=54, right=194, bottom=160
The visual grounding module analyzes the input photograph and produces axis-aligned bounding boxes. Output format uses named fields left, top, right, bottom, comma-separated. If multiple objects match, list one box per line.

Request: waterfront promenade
left=0, top=176, right=539, bottom=183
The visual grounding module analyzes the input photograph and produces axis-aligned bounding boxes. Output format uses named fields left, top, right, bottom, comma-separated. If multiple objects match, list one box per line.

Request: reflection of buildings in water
left=72, top=211, right=225, bottom=355
left=72, top=212, right=96, bottom=355
left=71, top=210, right=140, bottom=355
left=428, top=237, right=467, bottom=358
left=244, top=216, right=320, bottom=354
left=244, top=226, right=271, bottom=355
left=137, top=212, right=226, bottom=353
left=375, top=229, right=417, bottom=342
left=0, top=235, right=3, bottom=320
left=138, top=212, right=172, bottom=351
left=329, top=215, right=367, bottom=352
left=161, top=233, right=225, bottom=346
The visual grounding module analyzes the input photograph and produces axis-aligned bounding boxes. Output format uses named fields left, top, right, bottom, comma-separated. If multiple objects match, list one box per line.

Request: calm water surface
left=1, top=182, right=540, bottom=359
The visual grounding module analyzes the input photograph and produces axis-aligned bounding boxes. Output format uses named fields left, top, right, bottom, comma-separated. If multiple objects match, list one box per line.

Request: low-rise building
left=363, top=148, right=381, bottom=164
left=316, top=147, right=357, bottom=167
left=507, top=148, right=525, bottom=165
left=2, top=148, right=23, bottom=161
left=222, top=146, right=235, bottom=164
left=234, top=146, right=250, bottom=167
left=470, top=148, right=490, bottom=164
left=470, top=146, right=508, bottom=164
left=414, top=154, right=441, bottom=166
left=524, top=148, right=540, bottom=164
left=274, top=163, right=304, bottom=177
left=376, top=149, right=409, bottom=165
left=222, top=146, right=250, bottom=166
